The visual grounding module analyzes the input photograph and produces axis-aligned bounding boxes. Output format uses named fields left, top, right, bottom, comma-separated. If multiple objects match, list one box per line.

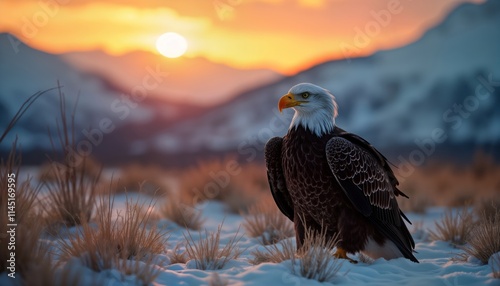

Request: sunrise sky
left=0, top=0, right=483, bottom=74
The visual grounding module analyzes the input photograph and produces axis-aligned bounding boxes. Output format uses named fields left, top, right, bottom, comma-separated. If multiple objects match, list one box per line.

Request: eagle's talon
left=333, top=247, right=358, bottom=264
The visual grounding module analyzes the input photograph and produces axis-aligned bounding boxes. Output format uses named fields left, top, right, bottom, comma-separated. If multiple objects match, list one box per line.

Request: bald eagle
left=265, top=83, right=418, bottom=263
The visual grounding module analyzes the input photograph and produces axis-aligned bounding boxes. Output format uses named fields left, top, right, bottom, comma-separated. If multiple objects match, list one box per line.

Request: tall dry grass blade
left=168, top=243, right=188, bottom=264
left=42, top=85, right=101, bottom=228
left=0, top=87, right=58, bottom=143
left=160, top=197, right=204, bottom=230
left=184, top=223, right=243, bottom=270
left=58, top=191, right=168, bottom=283
left=243, top=199, right=294, bottom=245
left=249, top=238, right=296, bottom=265
left=291, top=225, right=344, bottom=283
left=463, top=208, right=500, bottom=264
left=429, top=207, right=474, bottom=246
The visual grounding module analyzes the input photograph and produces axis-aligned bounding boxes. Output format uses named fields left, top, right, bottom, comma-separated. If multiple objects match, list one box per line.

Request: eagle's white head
left=279, top=83, right=338, bottom=137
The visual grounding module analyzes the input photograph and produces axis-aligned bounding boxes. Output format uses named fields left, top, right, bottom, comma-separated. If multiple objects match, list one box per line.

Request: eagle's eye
left=301, top=92, right=310, bottom=99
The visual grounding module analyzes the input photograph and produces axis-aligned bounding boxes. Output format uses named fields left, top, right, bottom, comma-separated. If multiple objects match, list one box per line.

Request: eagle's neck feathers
left=290, top=108, right=335, bottom=137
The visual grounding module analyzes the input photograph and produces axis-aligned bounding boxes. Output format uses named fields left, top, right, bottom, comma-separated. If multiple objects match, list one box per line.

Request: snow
left=1, top=194, right=498, bottom=286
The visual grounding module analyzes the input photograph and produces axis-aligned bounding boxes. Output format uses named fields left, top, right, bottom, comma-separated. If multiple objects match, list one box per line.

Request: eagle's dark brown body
left=265, top=125, right=418, bottom=262
left=283, top=126, right=382, bottom=253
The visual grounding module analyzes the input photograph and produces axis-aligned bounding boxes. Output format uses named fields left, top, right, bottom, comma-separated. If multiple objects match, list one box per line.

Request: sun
left=156, top=32, right=188, bottom=58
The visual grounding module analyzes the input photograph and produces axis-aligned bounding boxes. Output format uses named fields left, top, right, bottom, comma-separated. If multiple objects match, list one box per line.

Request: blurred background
left=1, top=0, right=499, bottom=208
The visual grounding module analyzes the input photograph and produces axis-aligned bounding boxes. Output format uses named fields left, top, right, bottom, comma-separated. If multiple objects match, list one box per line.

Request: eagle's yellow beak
left=278, top=93, right=302, bottom=113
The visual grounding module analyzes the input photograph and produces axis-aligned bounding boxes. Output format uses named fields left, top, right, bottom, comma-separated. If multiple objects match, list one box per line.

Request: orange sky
left=0, top=0, right=483, bottom=75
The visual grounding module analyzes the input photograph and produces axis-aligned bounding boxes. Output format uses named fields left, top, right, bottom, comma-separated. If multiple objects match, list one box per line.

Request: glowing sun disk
left=156, top=32, right=188, bottom=58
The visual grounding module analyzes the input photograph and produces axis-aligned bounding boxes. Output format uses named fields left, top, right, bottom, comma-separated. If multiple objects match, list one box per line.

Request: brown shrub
left=160, top=197, right=204, bottom=230
left=475, top=197, right=500, bottom=220
left=168, top=243, right=188, bottom=264
left=184, top=223, right=243, bottom=270
left=58, top=194, right=168, bottom=283
left=429, top=207, right=474, bottom=246
left=42, top=157, right=100, bottom=229
left=250, top=220, right=344, bottom=283
left=292, top=226, right=344, bottom=283
left=42, top=89, right=101, bottom=228
left=249, top=238, right=296, bottom=265
left=463, top=208, right=500, bottom=264
left=243, top=198, right=294, bottom=245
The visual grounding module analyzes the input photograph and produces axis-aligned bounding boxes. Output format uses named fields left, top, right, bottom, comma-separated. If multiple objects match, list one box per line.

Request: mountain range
left=1, top=0, right=499, bottom=166
left=146, top=0, right=500, bottom=166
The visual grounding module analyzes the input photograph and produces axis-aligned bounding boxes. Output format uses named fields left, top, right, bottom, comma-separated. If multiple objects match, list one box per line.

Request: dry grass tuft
left=0, top=141, right=49, bottom=282
left=243, top=198, right=294, bottom=245
left=184, top=223, right=243, bottom=270
left=0, top=143, right=41, bottom=225
left=463, top=208, right=500, bottom=264
left=42, top=88, right=101, bottom=228
left=429, top=207, right=474, bottom=246
left=42, top=157, right=100, bottom=229
left=58, top=194, right=168, bottom=283
left=168, top=243, right=188, bottom=264
left=250, top=222, right=344, bottom=283
left=475, top=198, right=500, bottom=220
left=160, top=197, right=204, bottom=230
left=249, top=238, right=296, bottom=265
left=292, top=227, right=344, bottom=283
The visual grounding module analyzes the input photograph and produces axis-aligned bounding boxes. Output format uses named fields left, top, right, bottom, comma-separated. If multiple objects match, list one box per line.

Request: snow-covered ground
left=2, top=189, right=497, bottom=286
left=156, top=204, right=498, bottom=286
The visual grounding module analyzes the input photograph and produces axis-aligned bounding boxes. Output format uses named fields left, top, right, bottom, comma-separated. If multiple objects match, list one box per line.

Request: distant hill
left=1, top=0, right=499, bottom=166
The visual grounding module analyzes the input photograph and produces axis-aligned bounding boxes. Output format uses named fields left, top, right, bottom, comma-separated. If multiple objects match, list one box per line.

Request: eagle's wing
left=265, top=137, right=294, bottom=221
left=325, top=134, right=418, bottom=262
